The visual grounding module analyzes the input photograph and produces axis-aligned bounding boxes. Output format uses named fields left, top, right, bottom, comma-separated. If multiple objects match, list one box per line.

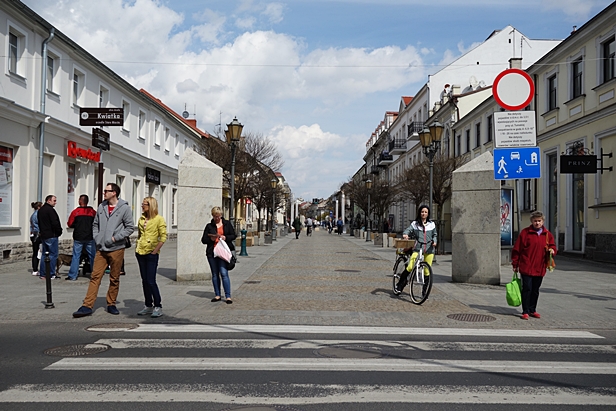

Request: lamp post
left=365, top=179, right=372, bottom=242
left=270, top=178, right=277, bottom=241
left=419, top=121, right=444, bottom=213
left=225, top=117, right=243, bottom=228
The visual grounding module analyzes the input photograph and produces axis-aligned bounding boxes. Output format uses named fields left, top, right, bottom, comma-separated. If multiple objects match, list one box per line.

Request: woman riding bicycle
left=394, top=205, right=437, bottom=295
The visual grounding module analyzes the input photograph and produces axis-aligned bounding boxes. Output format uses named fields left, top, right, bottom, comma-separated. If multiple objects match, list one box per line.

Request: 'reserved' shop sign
left=67, top=141, right=101, bottom=163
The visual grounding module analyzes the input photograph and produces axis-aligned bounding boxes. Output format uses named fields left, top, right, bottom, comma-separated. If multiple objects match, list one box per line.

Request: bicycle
left=392, top=238, right=433, bottom=305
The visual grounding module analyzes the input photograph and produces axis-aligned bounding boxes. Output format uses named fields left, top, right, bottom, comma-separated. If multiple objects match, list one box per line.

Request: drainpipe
left=37, top=28, right=55, bottom=202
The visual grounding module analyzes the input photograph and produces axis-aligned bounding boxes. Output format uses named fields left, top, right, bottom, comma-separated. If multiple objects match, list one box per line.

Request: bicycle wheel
left=409, top=262, right=433, bottom=305
left=392, top=256, right=407, bottom=295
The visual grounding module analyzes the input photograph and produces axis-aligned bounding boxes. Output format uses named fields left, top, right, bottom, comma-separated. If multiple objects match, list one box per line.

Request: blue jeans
left=39, top=237, right=58, bottom=277
left=67, top=240, right=96, bottom=280
left=136, top=253, right=162, bottom=308
left=207, top=256, right=231, bottom=299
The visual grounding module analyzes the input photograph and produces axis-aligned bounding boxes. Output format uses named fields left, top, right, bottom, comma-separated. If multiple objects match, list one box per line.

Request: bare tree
left=395, top=162, right=429, bottom=207
left=431, top=153, right=466, bottom=221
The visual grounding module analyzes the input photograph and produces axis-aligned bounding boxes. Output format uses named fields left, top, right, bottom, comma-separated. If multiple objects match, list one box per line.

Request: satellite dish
left=182, top=111, right=189, bottom=118
left=478, top=80, right=486, bottom=88
left=469, top=76, right=478, bottom=89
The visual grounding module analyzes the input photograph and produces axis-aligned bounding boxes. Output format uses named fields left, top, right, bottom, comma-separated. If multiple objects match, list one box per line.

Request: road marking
left=2, top=384, right=615, bottom=404
left=115, top=324, right=603, bottom=339
left=94, top=338, right=616, bottom=353
left=45, top=358, right=616, bottom=373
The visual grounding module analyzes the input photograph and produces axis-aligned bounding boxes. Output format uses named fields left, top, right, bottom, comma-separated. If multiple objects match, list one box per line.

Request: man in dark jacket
left=38, top=195, right=63, bottom=279
left=73, top=183, right=134, bottom=318
left=66, top=194, right=96, bottom=281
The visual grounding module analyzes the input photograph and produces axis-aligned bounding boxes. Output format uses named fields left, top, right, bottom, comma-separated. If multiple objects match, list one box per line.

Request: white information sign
left=494, top=111, right=537, bottom=148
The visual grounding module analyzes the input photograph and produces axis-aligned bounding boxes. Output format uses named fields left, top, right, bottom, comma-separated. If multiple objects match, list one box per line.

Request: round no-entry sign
left=493, top=68, right=534, bottom=111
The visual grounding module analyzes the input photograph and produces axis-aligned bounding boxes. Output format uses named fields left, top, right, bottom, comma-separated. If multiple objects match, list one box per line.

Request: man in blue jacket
left=73, top=183, right=134, bottom=318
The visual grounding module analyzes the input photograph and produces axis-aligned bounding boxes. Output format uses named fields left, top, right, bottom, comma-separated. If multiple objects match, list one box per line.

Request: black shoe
left=107, top=305, right=120, bottom=315
left=72, top=306, right=93, bottom=318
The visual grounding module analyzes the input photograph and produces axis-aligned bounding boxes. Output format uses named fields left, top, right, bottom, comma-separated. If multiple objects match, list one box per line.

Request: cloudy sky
left=22, top=0, right=613, bottom=200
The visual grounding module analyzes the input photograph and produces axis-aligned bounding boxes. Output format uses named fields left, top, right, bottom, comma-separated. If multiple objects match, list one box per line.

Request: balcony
left=389, top=138, right=406, bottom=154
left=378, top=151, right=393, bottom=166
left=407, top=121, right=425, bottom=140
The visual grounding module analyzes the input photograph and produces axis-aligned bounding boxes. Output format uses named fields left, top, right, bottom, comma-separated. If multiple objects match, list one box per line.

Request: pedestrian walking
left=511, top=211, right=556, bottom=320
left=336, top=217, right=344, bottom=235
left=66, top=194, right=96, bottom=281
left=29, top=201, right=42, bottom=276
left=37, top=195, right=63, bottom=279
left=292, top=216, right=302, bottom=239
left=135, top=197, right=167, bottom=318
left=306, top=216, right=313, bottom=236
left=72, top=183, right=134, bottom=318
left=201, top=206, right=236, bottom=304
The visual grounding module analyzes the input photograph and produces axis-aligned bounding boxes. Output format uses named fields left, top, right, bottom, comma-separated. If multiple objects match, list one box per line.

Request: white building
left=0, top=0, right=206, bottom=262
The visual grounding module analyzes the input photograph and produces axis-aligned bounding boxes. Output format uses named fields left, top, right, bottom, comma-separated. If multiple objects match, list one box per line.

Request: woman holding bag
left=201, top=206, right=236, bottom=304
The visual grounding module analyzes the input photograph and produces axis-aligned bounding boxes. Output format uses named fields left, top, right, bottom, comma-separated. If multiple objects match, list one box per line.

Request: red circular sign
left=493, top=68, right=535, bottom=111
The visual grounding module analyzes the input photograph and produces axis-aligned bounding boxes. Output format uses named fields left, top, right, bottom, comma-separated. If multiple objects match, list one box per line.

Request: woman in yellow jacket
left=135, top=197, right=167, bottom=318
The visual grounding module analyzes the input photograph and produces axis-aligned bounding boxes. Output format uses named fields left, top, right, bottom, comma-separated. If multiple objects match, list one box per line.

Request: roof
left=402, top=96, right=413, bottom=106
left=139, top=89, right=210, bottom=139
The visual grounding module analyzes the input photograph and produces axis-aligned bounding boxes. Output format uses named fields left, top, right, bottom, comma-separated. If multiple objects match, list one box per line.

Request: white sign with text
left=494, top=111, right=537, bottom=148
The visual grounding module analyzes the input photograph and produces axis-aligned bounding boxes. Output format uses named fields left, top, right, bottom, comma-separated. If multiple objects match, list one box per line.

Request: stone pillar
left=335, top=199, right=339, bottom=220
left=176, top=148, right=222, bottom=281
left=451, top=151, right=501, bottom=284
left=341, top=192, right=346, bottom=233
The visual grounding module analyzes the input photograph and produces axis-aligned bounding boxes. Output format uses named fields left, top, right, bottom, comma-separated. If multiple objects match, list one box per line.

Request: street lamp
left=225, top=117, right=243, bottom=227
left=270, top=177, right=278, bottom=241
left=365, top=179, right=372, bottom=242
left=419, top=121, right=444, bottom=213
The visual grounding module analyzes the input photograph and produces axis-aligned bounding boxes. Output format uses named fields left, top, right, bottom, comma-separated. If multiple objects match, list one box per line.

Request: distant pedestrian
left=29, top=201, right=43, bottom=276
left=511, top=211, right=556, bottom=320
left=306, top=217, right=313, bottom=236
left=292, top=216, right=302, bottom=239
left=135, top=197, right=167, bottom=318
left=202, top=206, right=236, bottom=304
left=336, top=217, right=344, bottom=235
left=37, top=195, right=63, bottom=279
left=66, top=194, right=96, bottom=281
left=73, top=183, right=134, bottom=318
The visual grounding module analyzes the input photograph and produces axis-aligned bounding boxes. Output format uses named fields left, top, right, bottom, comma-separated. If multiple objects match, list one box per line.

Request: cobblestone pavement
left=1, top=228, right=615, bottom=331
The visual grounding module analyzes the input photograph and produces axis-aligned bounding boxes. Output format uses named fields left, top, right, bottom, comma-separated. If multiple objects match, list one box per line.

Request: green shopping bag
left=506, top=272, right=522, bottom=307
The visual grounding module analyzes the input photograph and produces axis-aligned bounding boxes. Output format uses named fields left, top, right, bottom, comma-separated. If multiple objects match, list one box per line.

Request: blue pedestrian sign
left=494, top=147, right=541, bottom=180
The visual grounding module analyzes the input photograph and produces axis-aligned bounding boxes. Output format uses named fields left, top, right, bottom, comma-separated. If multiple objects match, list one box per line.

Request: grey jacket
left=403, top=220, right=437, bottom=255
left=93, top=198, right=134, bottom=252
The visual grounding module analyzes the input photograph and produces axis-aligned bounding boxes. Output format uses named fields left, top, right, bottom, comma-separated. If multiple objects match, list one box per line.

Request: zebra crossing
left=2, top=324, right=616, bottom=406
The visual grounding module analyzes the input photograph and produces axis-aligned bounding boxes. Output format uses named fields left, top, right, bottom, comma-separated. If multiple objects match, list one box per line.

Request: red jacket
left=511, top=225, right=556, bottom=277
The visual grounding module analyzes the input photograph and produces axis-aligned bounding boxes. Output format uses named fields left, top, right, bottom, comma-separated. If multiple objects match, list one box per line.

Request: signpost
left=92, top=128, right=110, bottom=151
left=493, top=147, right=541, bottom=180
left=79, top=108, right=123, bottom=127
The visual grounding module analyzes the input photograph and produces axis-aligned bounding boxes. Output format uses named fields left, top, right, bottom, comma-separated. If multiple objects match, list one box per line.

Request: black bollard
left=44, top=251, right=54, bottom=309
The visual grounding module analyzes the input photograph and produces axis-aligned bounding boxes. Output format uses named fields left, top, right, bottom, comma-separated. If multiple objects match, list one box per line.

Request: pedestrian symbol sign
left=494, top=147, right=541, bottom=180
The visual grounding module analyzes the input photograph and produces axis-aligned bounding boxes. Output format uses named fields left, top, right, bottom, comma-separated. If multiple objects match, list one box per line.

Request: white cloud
left=235, top=16, right=256, bottom=30
left=262, top=3, right=285, bottom=24
left=192, top=9, right=227, bottom=44
left=539, top=0, right=598, bottom=19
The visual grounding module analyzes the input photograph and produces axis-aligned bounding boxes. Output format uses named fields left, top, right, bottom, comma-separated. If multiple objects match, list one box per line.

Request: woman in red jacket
left=511, top=211, right=556, bottom=320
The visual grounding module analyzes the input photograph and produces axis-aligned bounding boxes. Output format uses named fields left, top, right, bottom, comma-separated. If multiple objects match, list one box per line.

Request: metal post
left=44, top=252, right=54, bottom=309
left=365, top=193, right=371, bottom=242
left=428, top=156, right=434, bottom=213
left=240, top=228, right=248, bottom=256
left=230, top=141, right=236, bottom=226
left=272, top=192, right=277, bottom=241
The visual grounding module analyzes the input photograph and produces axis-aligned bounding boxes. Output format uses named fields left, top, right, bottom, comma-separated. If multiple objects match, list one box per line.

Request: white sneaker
left=137, top=306, right=154, bottom=316
left=32, top=271, right=39, bottom=276
left=151, top=307, right=163, bottom=318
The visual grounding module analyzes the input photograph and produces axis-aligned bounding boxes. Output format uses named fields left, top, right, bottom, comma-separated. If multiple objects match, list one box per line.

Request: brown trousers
left=82, top=248, right=125, bottom=308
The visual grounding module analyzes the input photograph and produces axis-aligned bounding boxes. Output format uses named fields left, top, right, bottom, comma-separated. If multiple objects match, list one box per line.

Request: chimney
left=185, top=119, right=197, bottom=128
left=509, top=57, right=522, bottom=69
left=452, top=85, right=461, bottom=95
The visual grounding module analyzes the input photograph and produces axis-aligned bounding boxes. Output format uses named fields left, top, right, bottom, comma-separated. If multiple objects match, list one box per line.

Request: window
left=8, top=32, right=18, bottom=74
left=523, top=179, right=532, bottom=211
left=456, top=134, right=460, bottom=157
left=174, top=133, right=180, bottom=157
left=487, top=115, right=493, bottom=142
left=547, top=74, right=557, bottom=111
left=122, top=101, right=130, bottom=131
left=46, top=56, right=54, bottom=92
left=8, top=26, right=28, bottom=78
left=475, top=123, right=481, bottom=148
left=132, top=180, right=140, bottom=223
left=164, top=127, right=170, bottom=152
left=602, top=36, right=615, bottom=83
left=172, top=188, right=177, bottom=226
left=138, top=111, right=146, bottom=139
left=72, top=68, right=85, bottom=106
left=154, top=120, right=161, bottom=146
left=465, top=130, right=470, bottom=153
left=99, top=85, right=109, bottom=108
left=571, top=58, right=583, bottom=98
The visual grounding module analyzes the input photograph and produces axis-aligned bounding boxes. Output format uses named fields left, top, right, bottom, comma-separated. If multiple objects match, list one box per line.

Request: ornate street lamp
left=225, top=117, right=243, bottom=227
left=419, top=121, right=444, bottom=213
left=270, top=177, right=278, bottom=241
left=365, top=179, right=372, bottom=242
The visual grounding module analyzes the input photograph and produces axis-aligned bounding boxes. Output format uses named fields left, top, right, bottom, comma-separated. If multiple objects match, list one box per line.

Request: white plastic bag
left=213, top=239, right=232, bottom=262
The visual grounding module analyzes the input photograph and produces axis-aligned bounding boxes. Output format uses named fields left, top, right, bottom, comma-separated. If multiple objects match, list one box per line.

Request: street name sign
left=494, top=111, right=536, bottom=147
left=79, top=107, right=123, bottom=126
left=493, top=68, right=535, bottom=111
left=92, top=128, right=110, bottom=151
left=494, top=147, right=541, bottom=180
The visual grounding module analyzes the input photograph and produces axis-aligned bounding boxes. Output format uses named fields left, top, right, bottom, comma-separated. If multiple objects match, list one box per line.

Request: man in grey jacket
left=73, top=183, right=134, bottom=318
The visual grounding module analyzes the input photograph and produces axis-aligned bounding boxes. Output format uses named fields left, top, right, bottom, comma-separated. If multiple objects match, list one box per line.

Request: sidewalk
left=1, top=230, right=615, bottom=331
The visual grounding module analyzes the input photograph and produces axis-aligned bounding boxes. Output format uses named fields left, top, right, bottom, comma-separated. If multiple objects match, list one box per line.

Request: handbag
left=506, top=272, right=522, bottom=307
left=227, top=251, right=237, bottom=271
left=213, top=239, right=232, bottom=262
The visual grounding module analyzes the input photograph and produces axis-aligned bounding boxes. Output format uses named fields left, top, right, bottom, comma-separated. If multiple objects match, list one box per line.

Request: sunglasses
left=141, top=203, right=149, bottom=206
left=103, top=190, right=115, bottom=193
